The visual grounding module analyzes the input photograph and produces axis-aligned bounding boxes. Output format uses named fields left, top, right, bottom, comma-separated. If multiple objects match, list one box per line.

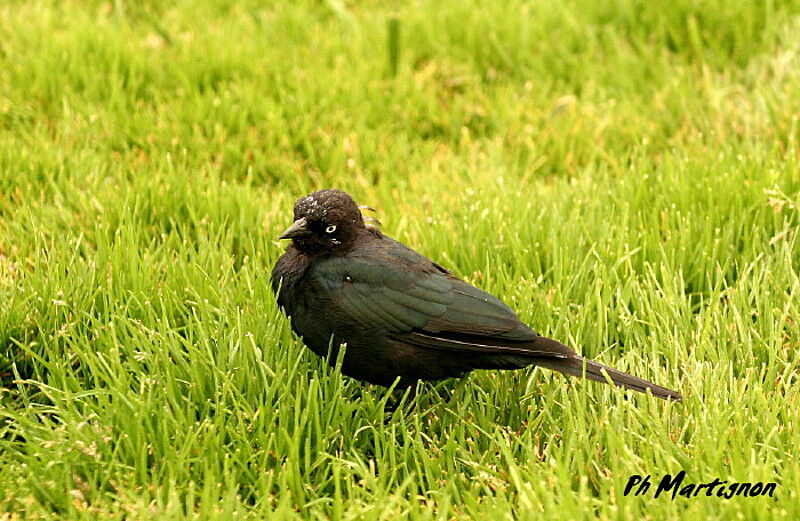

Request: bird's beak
left=278, top=217, right=311, bottom=240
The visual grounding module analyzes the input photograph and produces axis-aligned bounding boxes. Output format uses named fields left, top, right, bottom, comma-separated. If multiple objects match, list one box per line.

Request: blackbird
left=271, top=189, right=682, bottom=401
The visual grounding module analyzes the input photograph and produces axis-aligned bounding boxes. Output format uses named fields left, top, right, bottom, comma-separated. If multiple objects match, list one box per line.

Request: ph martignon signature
left=624, top=471, right=777, bottom=500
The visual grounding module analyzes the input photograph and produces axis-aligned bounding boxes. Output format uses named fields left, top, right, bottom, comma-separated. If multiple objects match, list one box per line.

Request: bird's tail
left=531, top=338, right=682, bottom=401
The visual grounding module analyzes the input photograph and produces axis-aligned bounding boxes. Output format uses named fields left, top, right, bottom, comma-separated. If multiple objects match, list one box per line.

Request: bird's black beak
left=278, top=217, right=311, bottom=240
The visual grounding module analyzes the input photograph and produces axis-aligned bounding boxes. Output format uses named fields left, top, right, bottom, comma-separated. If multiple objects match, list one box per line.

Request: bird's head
left=278, top=189, right=366, bottom=254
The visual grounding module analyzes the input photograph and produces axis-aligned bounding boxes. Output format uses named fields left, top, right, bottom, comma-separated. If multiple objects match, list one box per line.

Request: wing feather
left=309, top=244, right=573, bottom=359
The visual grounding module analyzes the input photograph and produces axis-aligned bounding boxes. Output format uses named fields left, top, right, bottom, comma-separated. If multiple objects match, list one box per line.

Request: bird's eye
left=325, top=225, right=337, bottom=234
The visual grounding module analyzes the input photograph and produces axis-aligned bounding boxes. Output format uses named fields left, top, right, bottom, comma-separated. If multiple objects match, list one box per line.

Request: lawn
left=1, top=0, right=799, bottom=519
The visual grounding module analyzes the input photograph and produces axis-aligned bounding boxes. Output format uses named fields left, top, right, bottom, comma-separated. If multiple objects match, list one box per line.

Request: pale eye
left=325, top=224, right=337, bottom=234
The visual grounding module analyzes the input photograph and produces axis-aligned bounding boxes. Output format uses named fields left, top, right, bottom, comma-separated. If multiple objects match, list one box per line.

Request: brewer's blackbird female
left=271, top=189, right=681, bottom=401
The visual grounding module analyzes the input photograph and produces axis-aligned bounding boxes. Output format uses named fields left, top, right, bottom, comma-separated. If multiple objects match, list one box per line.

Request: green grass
left=1, top=0, right=799, bottom=518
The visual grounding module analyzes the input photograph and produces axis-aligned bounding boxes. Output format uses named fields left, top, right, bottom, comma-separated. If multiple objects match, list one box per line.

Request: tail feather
left=536, top=356, right=682, bottom=401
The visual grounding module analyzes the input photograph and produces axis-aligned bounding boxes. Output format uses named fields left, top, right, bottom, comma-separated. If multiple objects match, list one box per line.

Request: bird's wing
left=311, top=249, right=573, bottom=359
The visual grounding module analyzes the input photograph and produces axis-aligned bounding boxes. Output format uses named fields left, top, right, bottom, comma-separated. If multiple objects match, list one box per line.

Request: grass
left=1, top=0, right=799, bottom=518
